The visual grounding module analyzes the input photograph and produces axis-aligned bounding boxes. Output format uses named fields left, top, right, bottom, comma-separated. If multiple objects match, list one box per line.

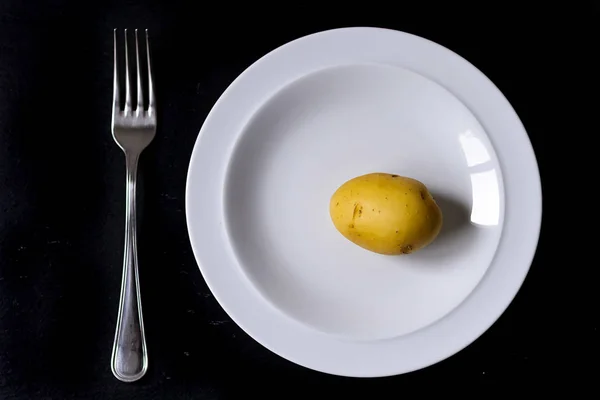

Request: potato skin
left=329, top=173, right=443, bottom=255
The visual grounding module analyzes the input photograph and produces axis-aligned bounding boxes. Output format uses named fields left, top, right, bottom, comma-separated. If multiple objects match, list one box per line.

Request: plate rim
left=185, top=26, right=542, bottom=377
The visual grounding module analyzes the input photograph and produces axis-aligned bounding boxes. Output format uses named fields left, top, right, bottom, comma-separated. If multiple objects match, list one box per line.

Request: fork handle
left=111, top=153, right=148, bottom=382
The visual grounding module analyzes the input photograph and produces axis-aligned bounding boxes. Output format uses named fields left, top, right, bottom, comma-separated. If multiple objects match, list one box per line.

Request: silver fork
left=110, top=28, right=156, bottom=383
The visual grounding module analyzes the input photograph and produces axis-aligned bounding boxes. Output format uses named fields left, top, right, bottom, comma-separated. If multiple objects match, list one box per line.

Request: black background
left=0, top=0, right=597, bottom=398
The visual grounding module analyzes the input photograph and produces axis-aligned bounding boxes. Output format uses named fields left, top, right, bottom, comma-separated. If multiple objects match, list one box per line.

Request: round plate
left=186, top=27, right=542, bottom=377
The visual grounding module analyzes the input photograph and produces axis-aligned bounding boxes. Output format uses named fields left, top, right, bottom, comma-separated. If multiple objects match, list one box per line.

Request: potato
left=329, top=173, right=443, bottom=255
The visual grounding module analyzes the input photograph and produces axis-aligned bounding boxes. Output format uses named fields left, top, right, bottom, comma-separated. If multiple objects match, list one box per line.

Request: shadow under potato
left=404, top=193, right=473, bottom=264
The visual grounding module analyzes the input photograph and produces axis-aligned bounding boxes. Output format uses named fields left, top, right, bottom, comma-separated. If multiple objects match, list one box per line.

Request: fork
left=110, top=28, right=155, bottom=383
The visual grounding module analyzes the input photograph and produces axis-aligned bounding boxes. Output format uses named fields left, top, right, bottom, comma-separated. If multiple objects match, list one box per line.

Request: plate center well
left=224, top=64, right=504, bottom=341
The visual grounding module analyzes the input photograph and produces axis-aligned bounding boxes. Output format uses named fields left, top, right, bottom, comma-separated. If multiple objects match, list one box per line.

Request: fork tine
left=145, top=30, right=155, bottom=114
left=113, top=29, right=120, bottom=113
left=124, top=29, right=132, bottom=114
left=135, top=29, right=143, bottom=113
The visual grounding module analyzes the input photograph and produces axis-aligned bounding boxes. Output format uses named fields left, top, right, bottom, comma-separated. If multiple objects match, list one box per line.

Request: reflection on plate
left=186, top=27, right=541, bottom=377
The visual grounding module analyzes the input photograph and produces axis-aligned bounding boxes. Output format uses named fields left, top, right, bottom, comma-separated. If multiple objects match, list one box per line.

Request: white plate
left=185, top=27, right=542, bottom=377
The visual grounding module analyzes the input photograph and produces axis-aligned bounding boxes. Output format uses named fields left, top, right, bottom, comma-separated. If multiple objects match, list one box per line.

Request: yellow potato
left=329, top=173, right=443, bottom=255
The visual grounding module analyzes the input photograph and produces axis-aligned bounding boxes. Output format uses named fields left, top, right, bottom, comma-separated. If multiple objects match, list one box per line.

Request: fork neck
left=125, top=152, right=140, bottom=184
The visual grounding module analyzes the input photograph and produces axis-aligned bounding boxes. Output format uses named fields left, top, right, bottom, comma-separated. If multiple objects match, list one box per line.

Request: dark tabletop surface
left=0, top=0, right=597, bottom=398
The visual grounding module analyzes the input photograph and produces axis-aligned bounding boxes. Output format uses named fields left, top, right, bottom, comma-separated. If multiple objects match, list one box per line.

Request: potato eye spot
left=352, top=203, right=363, bottom=221
left=400, top=244, right=413, bottom=254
